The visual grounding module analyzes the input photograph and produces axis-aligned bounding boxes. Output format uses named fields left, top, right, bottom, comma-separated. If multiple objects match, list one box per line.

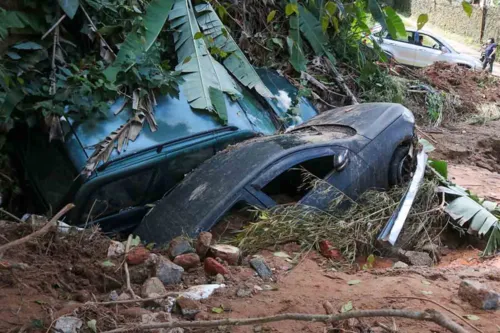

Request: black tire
left=388, top=145, right=412, bottom=186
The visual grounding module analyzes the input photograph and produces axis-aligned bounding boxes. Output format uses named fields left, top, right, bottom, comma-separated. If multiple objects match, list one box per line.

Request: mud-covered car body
left=135, top=103, right=416, bottom=244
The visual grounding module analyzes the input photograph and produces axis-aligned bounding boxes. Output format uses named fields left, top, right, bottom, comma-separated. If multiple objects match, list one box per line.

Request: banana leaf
left=297, top=5, right=336, bottom=65
left=104, top=0, right=175, bottom=82
left=288, top=0, right=307, bottom=72
left=367, top=0, right=396, bottom=40
left=169, top=0, right=240, bottom=120
left=195, top=3, right=273, bottom=99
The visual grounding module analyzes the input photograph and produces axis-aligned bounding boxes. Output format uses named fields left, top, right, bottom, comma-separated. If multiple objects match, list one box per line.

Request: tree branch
left=0, top=204, right=75, bottom=255
left=101, top=308, right=469, bottom=333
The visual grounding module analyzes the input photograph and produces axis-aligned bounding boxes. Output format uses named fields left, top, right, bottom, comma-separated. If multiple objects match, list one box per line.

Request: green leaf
left=130, top=235, right=141, bottom=247
left=368, top=0, right=390, bottom=37
left=321, top=15, right=329, bottom=32
left=429, top=159, right=448, bottom=179
left=464, top=314, right=480, bottom=321
left=285, top=3, right=299, bottom=17
left=462, top=1, right=473, bottom=18
left=297, top=5, right=336, bottom=66
left=104, top=0, right=175, bottom=82
left=195, top=3, right=273, bottom=98
left=341, top=301, right=353, bottom=312
left=347, top=280, right=361, bottom=285
left=209, top=87, right=228, bottom=124
left=211, top=307, right=224, bottom=314
left=87, top=319, right=97, bottom=333
left=31, top=319, right=44, bottom=329
left=271, top=37, right=284, bottom=48
left=417, top=14, right=429, bottom=30
left=12, top=42, right=43, bottom=50
left=171, top=0, right=241, bottom=117
left=419, top=138, right=435, bottom=153
left=101, top=260, right=115, bottom=267
left=324, top=1, right=337, bottom=15
left=194, top=32, right=204, bottom=40
left=366, top=254, right=375, bottom=266
left=267, top=10, right=277, bottom=23
left=6, top=52, right=21, bottom=60
left=58, top=0, right=79, bottom=19
left=384, top=7, right=405, bottom=38
left=0, top=89, right=24, bottom=119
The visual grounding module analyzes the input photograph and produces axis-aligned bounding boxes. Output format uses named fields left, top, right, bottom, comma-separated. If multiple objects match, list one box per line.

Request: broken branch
left=0, top=204, right=75, bottom=255
left=123, top=234, right=136, bottom=299
left=41, top=14, right=67, bottom=40
left=88, top=293, right=179, bottom=306
left=323, top=57, right=359, bottom=105
left=102, top=308, right=469, bottom=333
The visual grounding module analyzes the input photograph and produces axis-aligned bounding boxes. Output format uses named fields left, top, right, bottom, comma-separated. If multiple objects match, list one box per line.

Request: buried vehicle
left=135, top=103, right=416, bottom=244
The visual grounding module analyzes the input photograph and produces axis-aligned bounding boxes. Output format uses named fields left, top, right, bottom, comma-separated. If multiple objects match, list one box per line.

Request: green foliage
left=417, top=14, right=429, bottom=30
left=287, top=0, right=307, bottom=72
left=462, top=1, right=473, bottom=17
left=384, top=7, right=406, bottom=38
left=58, top=0, right=80, bottom=19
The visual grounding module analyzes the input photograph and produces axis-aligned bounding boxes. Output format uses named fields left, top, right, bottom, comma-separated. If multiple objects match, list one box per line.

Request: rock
left=176, top=297, right=201, bottom=318
left=107, top=241, right=125, bottom=258
left=393, top=261, right=409, bottom=269
left=141, top=277, right=167, bottom=298
left=254, top=285, right=263, bottom=291
left=54, top=316, right=83, bottom=333
left=196, top=232, right=212, bottom=258
left=118, top=292, right=131, bottom=301
left=129, top=264, right=153, bottom=284
left=156, top=256, right=184, bottom=285
left=236, top=288, right=252, bottom=298
left=398, top=250, right=433, bottom=267
left=109, top=290, right=119, bottom=301
left=167, top=237, right=195, bottom=259
left=173, top=253, right=200, bottom=269
left=204, top=257, right=229, bottom=275
left=180, top=284, right=225, bottom=300
left=127, top=246, right=150, bottom=265
left=249, top=257, right=272, bottom=280
left=209, top=244, right=241, bottom=265
left=121, top=307, right=152, bottom=318
left=458, top=280, right=499, bottom=310
left=214, top=273, right=225, bottom=284
left=319, top=240, right=343, bottom=260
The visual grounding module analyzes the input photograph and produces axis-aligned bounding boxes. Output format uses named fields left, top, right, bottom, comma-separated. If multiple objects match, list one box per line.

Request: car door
left=413, top=34, right=447, bottom=67
left=381, top=31, right=418, bottom=66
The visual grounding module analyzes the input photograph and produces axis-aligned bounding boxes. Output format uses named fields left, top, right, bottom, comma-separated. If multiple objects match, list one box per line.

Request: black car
left=135, top=103, right=416, bottom=244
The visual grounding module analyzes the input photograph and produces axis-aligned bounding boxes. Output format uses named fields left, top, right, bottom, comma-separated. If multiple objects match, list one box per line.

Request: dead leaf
left=421, top=280, right=431, bottom=285
left=464, top=315, right=480, bottom=321
left=273, top=252, right=291, bottom=259
left=87, top=319, right=97, bottom=333
left=211, top=307, right=224, bottom=314
left=341, top=301, right=353, bottom=313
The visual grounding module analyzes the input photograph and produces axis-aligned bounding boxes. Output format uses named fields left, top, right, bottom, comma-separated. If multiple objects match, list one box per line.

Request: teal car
left=15, top=69, right=319, bottom=232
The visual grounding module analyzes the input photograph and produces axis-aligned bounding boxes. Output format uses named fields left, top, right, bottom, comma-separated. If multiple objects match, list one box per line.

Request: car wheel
left=388, top=145, right=413, bottom=186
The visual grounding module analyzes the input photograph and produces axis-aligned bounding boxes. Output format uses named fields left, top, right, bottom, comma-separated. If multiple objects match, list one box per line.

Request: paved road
left=402, top=17, right=500, bottom=76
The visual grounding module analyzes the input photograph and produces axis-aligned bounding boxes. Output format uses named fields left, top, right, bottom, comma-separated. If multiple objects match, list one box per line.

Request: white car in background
left=371, top=26, right=482, bottom=69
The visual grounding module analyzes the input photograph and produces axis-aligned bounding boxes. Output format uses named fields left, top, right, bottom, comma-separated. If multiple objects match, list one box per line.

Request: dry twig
left=101, top=308, right=469, bottom=333
left=88, top=293, right=179, bottom=306
left=0, top=208, right=23, bottom=223
left=123, top=234, right=136, bottom=299
left=0, top=204, right=75, bottom=255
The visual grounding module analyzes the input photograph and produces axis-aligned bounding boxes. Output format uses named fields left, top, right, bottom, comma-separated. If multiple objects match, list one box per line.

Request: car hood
left=293, top=103, right=414, bottom=140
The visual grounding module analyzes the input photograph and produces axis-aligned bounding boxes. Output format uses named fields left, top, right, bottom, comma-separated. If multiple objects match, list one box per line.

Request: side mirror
left=333, top=150, right=349, bottom=171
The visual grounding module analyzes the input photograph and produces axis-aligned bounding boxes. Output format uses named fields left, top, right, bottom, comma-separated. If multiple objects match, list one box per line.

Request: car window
left=385, top=31, right=414, bottom=43
left=419, top=34, right=441, bottom=49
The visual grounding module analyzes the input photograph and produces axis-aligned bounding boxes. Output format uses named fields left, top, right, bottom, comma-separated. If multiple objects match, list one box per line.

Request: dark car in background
left=14, top=69, right=416, bottom=243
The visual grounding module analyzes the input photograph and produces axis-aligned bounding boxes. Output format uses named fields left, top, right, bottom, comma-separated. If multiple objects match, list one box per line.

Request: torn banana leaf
left=169, top=0, right=240, bottom=120
left=287, top=0, right=307, bottom=72
left=104, top=0, right=175, bottom=82
left=297, top=5, right=336, bottom=65
left=195, top=2, right=273, bottom=99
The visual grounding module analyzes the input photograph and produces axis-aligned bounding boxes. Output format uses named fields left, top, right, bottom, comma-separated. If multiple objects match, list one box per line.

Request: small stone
left=253, top=326, right=263, bottom=333
left=254, top=285, right=263, bottom=291
left=54, top=316, right=83, bottom=333
left=118, top=292, right=132, bottom=301
left=249, top=257, right=272, bottom=280
left=176, top=297, right=201, bottom=319
left=127, top=246, right=150, bottom=265
left=319, top=240, right=343, bottom=260
left=393, top=261, right=409, bottom=269
left=398, top=250, right=433, bottom=267
left=168, top=329, right=184, bottom=333
left=128, top=264, right=153, bottom=284
left=109, top=290, right=119, bottom=301
left=155, top=256, right=184, bottom=285
left=121, top=307, right=152, bottom=318
left=196, top=232, right=212, bottom=258
left=204, top=257, right=229, bottom=275
left=236, top=288, right=252, bottom=298
left=214, top=273, right=225, bottom=284
left=107, top=241, right=125, bottom=258
left=458, top=280, right=499, bottom=310
left=181, top=284, right=225, bottom=300
left=167, top=237, right=195, bottom=259
left=173, top=253, right=200, bottom=269
left=262, top=285, right=273, bottom=291
left=209, top=244, right=241, bottom=265
left=142, top=277, right=167, bottom=298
